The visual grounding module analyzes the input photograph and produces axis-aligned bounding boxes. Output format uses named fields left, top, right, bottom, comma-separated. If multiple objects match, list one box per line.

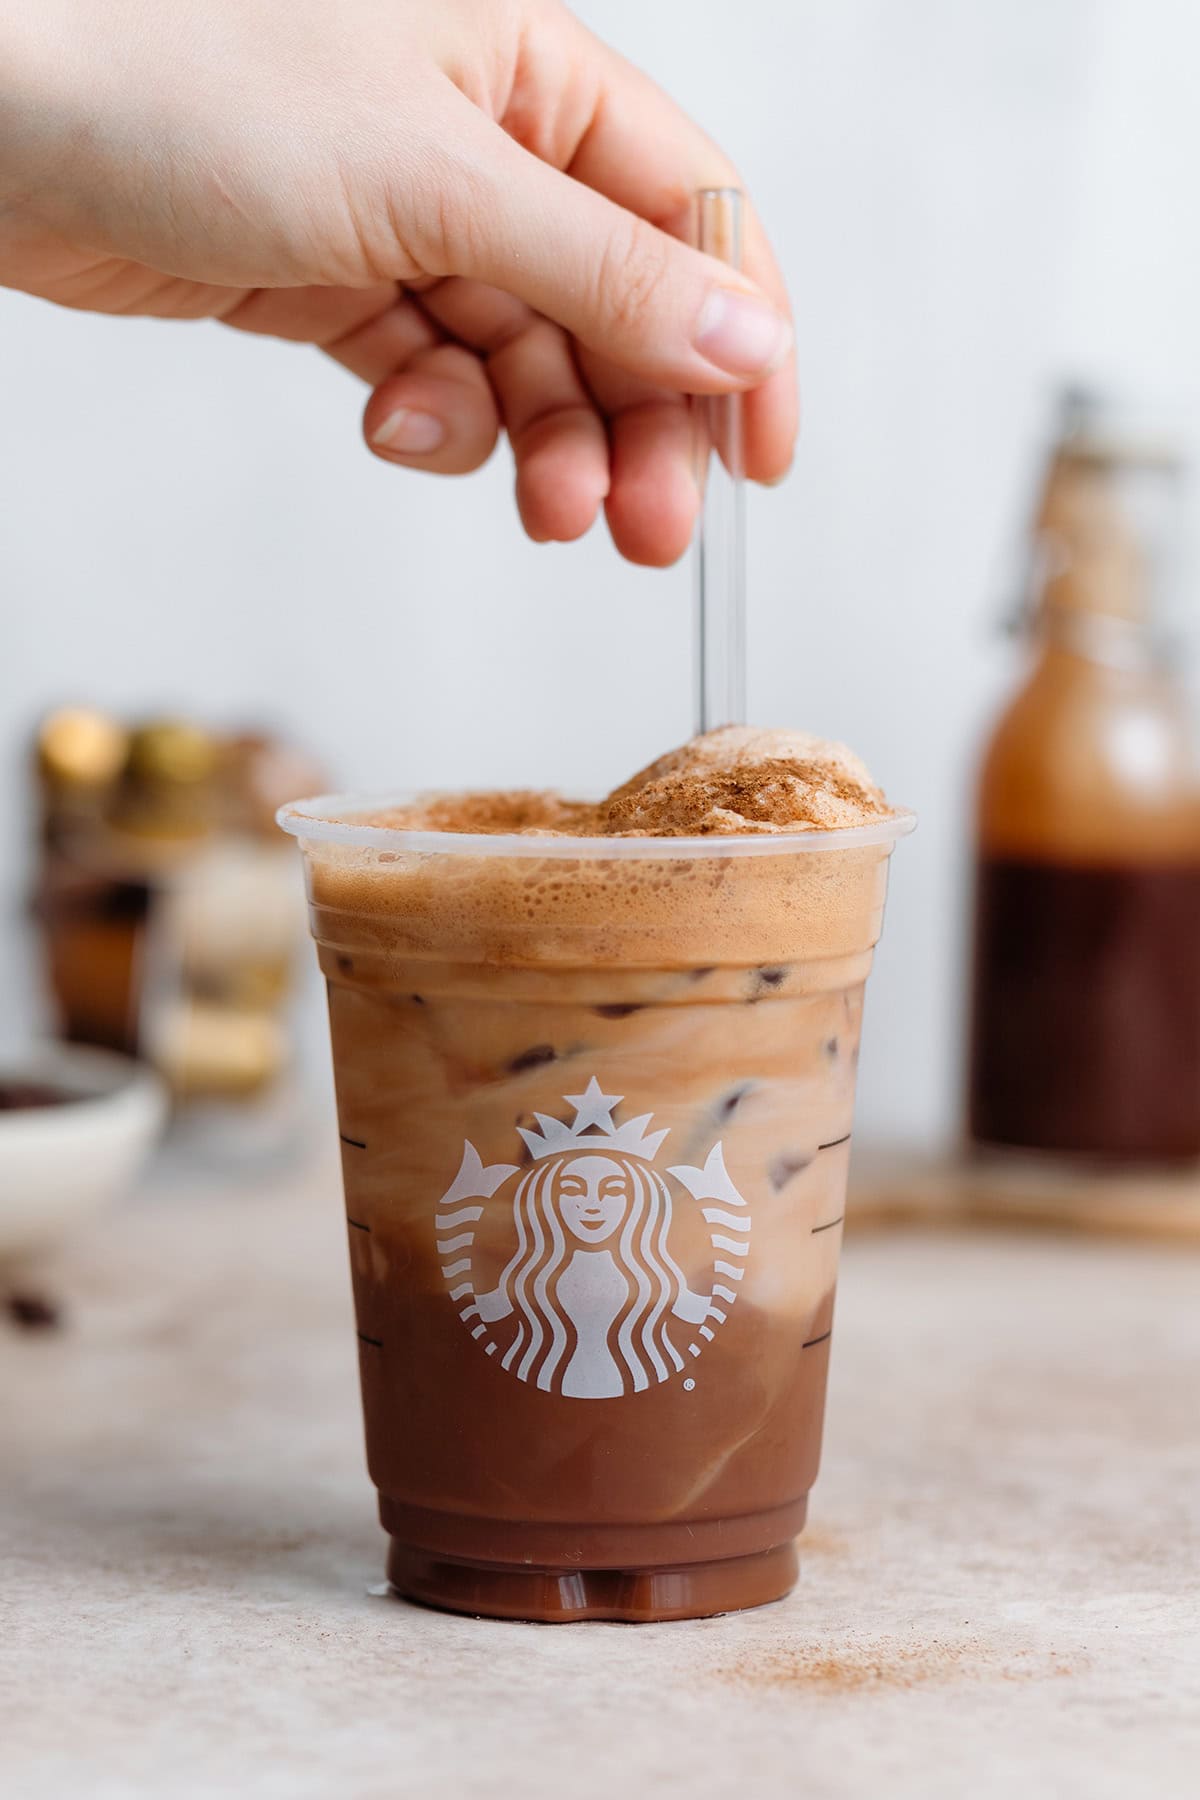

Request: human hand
left=1, top=0, right=795, bottom=564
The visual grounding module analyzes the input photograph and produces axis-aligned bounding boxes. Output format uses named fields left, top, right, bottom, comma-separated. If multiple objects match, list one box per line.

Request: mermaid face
left=554, top=1155, right=632, bottom=1245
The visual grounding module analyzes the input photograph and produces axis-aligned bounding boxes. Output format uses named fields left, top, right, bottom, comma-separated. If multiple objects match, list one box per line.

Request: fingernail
left=693, top=290, right=792, bottom=377
left=370, top=409, right=446, bottom=454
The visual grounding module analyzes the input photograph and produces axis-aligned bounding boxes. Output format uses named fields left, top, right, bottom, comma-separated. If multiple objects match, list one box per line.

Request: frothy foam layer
left=605, top=727, right=891, bottom=835
left=353, top=727, right=893, bottom=839
left=293, top=726, right=903, bottom=973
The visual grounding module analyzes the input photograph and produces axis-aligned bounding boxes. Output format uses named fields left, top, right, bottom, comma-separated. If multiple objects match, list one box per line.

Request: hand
left=0, top=0, right=796, bottom=564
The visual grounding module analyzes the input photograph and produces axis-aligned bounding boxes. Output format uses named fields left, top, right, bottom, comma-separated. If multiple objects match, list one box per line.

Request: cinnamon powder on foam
left=358, top=727, right=893, bottom=839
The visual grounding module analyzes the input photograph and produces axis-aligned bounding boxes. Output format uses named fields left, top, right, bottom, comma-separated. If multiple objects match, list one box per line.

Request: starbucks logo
left=435, top=1078, right=751, bottom=1398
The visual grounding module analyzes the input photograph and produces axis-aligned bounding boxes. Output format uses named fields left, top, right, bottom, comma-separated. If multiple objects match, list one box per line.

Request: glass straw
left=693, top=187, right=747, bottom=734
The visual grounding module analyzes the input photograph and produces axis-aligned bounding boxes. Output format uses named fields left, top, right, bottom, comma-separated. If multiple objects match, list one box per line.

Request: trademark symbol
left=683, top=1378, right=696, bottom=1392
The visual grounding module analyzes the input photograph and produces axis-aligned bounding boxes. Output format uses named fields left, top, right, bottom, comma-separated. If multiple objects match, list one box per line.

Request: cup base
left=385, top=1537, right=799, bottom=1624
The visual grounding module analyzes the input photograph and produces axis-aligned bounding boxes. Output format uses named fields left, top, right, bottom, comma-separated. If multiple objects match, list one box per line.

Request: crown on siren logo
left=517, top=1078, right=671, bottom=1162
left=434, top=1078, right=753, bottom=1400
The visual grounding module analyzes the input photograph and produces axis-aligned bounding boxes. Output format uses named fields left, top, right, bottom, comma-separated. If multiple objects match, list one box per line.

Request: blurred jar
left=34, top=708, right=145, bottom=1056
left=35, top=707, right=129, bottom=848
left=32, top=714, right=319, bottom=1158
left=968, top=389, right=1200, bottom=1161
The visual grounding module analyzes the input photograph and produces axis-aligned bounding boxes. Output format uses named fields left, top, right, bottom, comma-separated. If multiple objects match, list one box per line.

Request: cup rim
left=276, top=793, right=916, bottom=861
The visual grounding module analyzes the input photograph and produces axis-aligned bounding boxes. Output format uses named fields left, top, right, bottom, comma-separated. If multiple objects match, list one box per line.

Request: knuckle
left=596, top=215, right=673, bottom=338
left=410, top=152, right=495, bottom=278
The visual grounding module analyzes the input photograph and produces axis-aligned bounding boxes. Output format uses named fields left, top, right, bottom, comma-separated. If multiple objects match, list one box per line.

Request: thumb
left=422, top=103, right=792, bottom=395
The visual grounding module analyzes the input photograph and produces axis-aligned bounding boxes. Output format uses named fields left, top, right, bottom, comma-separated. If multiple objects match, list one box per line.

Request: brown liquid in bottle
left=968, top=407, right=1200, bottom=1161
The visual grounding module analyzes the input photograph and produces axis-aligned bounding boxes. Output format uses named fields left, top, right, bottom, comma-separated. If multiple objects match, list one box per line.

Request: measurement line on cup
left=811, top=1214, right=844, bottom=1235
left=346, top=1217, right=371, bottom=1233
left=818, top=1132, right=852, bottom=1151
left=357, top=1332, right=384, bottom=1349
left=339, top=1132, right=367, bottom=1150
left=802, top=1329, right=832, bottom=1350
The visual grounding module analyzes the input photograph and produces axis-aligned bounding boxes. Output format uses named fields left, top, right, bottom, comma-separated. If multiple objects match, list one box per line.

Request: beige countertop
left=3, top=1157, right=1198, bottom=1799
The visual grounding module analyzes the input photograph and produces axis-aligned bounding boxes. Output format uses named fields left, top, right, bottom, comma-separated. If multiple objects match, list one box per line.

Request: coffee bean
left=7, top=1292, right=60, bottom=1331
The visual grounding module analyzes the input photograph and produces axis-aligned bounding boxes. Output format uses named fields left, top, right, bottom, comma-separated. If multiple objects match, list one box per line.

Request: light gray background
left=3, top=0, right=1197, bottom=1146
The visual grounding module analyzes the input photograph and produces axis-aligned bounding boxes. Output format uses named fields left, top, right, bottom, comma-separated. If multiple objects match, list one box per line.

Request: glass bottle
left=968, top=391, right=1200, bottom=1161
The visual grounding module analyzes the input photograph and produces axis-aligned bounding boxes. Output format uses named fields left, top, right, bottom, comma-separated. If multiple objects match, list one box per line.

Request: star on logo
left=516, top=1075, right=670, bottom=1162
left=563, top=1077, right=622, bottom=1134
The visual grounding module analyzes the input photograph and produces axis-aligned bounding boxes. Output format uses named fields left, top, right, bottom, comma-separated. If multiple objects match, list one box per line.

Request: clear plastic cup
left=278, top=796, right=912, bottom=1622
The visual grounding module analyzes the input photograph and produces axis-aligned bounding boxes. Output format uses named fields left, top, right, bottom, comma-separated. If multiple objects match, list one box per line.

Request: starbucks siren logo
left=434, top=1078, right=751, bottom=1398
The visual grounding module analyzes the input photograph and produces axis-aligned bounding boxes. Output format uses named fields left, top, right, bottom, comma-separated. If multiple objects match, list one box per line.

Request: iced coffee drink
left=280, top=728, right=909, bottom=1621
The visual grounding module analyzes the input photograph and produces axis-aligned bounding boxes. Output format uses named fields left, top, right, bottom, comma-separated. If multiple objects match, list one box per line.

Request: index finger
left=545, top=14, right=797, bottom=480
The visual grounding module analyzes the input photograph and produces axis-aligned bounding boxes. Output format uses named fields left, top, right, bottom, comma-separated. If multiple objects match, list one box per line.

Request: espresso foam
left=604, top=727, right=891, bottom=835
left=301, top=728, right=899, bottom=971
left=351, top=727, right=893, bottom=840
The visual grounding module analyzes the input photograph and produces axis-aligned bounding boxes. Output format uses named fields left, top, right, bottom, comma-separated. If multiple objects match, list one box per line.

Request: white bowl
left=0, top=1044, right=168, bottom=1264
